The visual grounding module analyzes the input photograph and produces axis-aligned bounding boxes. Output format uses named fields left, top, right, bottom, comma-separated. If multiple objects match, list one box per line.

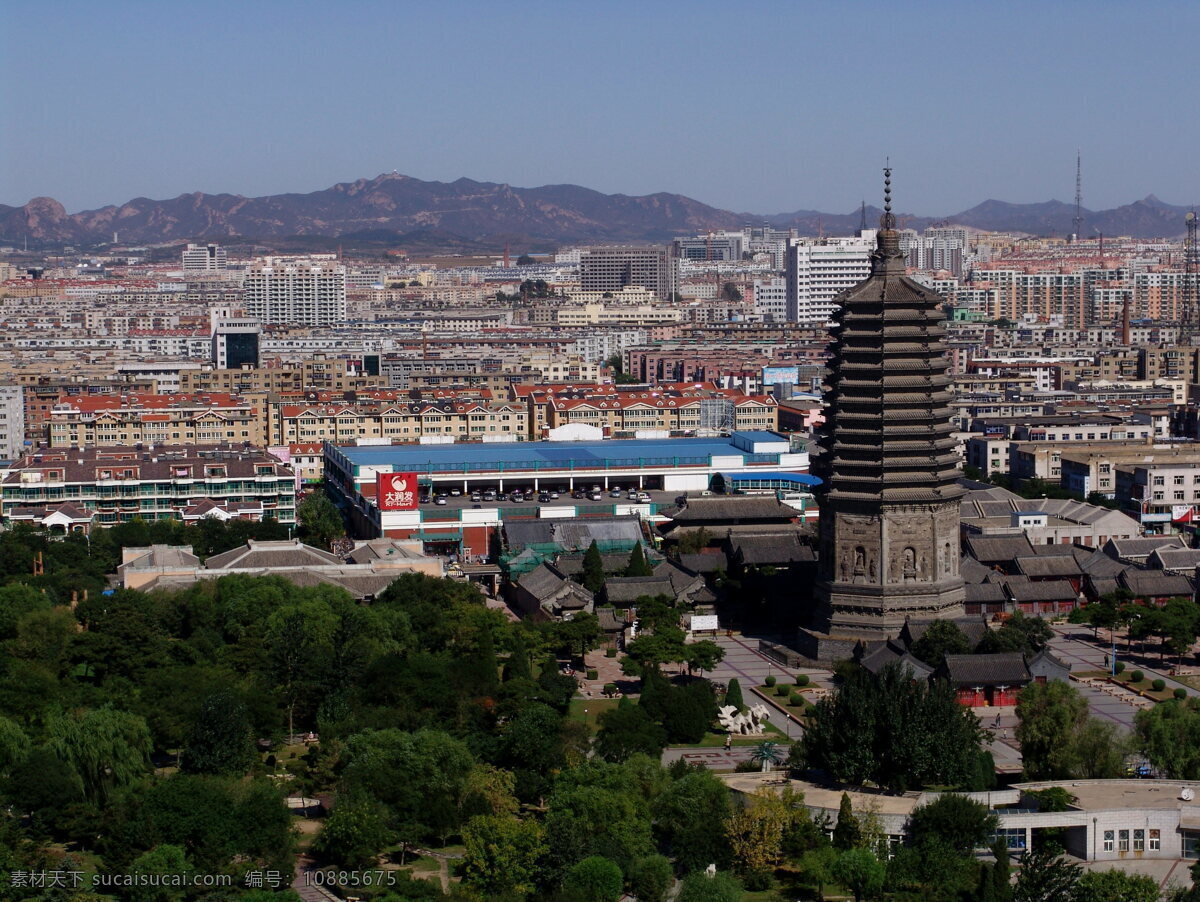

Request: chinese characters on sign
left=376, top=471, right=419, bottom=511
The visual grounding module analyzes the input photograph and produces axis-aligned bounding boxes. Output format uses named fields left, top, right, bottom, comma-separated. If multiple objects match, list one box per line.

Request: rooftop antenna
left=1072, top=151, right=1083, bottom=243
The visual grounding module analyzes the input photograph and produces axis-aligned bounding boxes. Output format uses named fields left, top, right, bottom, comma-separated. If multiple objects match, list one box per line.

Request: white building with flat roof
left=242, top=257, right=347, bottom=326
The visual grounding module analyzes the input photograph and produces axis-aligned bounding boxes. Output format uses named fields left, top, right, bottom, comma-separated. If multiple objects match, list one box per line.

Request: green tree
left=1074, top=869, right=1159, bottom=902
left=685, top=640, right=724, bottom=676
left=676, top=870, right=743, bottom=902
left=180, top=690, right=257, bottom=776
left=833, top=847, right=886, bottom=902
left=313, top=795, right=393, bottom=868
left=563, top=856, right=623, bottom=902
left=557, top=611, right=602, bottom=659
left=832, top=793, right=861, bottom=849
left=978, top=612, right=1053, bottom=654
left=127, top=844, right=193, bottom=902
left=0, top=715, right=29, bottom=776
left=624, top=543, right=654, bottom=577
left=1015, top=680, right=1088, bottom=779
left=804, top=662, right=985, bottom=790
left=1072, top=717, right=1128, bottom=779
left=46, top=706, right=152, bottom=804
left=628, top=854, right=673, bottom=902
left=582, top=541, right=606, bottom=594
left=797, top=845, right=839, bottom=899
left=910, top=620, right=973, bottom=667
left=990, top=841, right=1013, bottom=902
left=676, top=526, right=713, bottom=555
left=652, top=767, right=731, bottom=872
left=1135, top=697, right=1200, bottom=779
left=500, top=703, right=567, bottom=803
left=724, top=677, right=745, bottom=712
left=908, top=794, right=998, bottom=854
left=1012, top=847, right=1081, bottom=902
left=597, top=695, right=672, bottom=762
left=516, top=254, right=535, bottom=266
left=461, top=815, right=546, bottom=898
left=297, top=492, right=344, bottom=549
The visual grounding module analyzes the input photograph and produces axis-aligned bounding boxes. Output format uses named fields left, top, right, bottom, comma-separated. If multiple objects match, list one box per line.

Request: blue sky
left=3, top=0, right=1198, bottom=215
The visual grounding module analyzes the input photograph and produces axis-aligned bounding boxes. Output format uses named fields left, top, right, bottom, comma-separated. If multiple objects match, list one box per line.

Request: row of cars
left=420, top=485, right=653, bottom=506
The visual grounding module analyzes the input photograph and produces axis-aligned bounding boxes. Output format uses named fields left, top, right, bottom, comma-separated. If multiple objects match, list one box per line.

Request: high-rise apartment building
left=0, top=387, right=25, bottom=460
left=241, top=257, right=347, bottom=326
left=182, top=243, right=228, bottom=271
left=579, top=246, right=679, bottom=302
left=752, top=277, right=788, bottom=321
left=784, top=236, right=873, bottom=324
left=900, top=227, right=969, bottom=277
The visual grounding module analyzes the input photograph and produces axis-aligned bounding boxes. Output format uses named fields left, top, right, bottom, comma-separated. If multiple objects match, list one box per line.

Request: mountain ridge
left=0, top=173, right=1195, bottom=249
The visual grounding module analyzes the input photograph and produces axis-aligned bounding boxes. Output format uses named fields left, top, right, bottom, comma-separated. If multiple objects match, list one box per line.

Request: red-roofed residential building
left=47, top=392, right=264, bottom=448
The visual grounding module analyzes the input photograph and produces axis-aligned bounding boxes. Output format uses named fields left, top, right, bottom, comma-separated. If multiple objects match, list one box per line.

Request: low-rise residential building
left=275, top=399, right=529, bottom=445
left=1, top=444, right=297, bottom=530
left=47, top=392, right=265, bottom=448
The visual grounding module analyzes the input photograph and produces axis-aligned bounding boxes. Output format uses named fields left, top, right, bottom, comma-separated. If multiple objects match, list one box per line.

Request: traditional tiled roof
left=964, top=534, right=1036, bottom=565
left=602, top=576, right=675, bottom=604
left=1014, top=555, right=1083, bottom=579
left=942, top=652, right=1031, bottom=685
left=729, top=533, right=815, bottom=566
left=1007, top=580, right=1079, bottom=603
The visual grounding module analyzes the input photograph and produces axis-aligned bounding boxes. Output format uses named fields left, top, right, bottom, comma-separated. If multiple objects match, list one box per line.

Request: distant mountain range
left=0, top=173, right=1195, bottom=250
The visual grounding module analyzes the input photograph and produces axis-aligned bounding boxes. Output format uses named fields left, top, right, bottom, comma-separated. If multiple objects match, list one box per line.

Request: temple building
left=803, top=170, right=965, bottom=656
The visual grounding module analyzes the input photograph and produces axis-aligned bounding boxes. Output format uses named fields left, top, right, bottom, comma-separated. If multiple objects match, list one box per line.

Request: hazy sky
left=3, top=1, right=1198, bottom=216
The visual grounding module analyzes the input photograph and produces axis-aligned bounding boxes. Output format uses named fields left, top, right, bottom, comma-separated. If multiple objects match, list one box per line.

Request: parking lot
left=420, top=484, right=676, bottom=511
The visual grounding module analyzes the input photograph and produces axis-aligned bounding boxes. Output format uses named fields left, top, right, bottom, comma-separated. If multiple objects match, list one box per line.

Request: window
left=1150, top=829, right=1161, bottom=851
left=1133, top=829, right=1145, bottom=852
left=1103, top=831, right=1114, bottom=852
left=1118, top=830, right=1129, bottom=852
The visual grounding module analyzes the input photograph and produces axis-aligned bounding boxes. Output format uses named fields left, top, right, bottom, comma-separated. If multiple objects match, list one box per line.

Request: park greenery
left=2, top=517, right=1189, bottom=901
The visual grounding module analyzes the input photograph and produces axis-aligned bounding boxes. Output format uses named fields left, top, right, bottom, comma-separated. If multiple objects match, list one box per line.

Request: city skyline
left=4, top=1, right=1200, bottom=214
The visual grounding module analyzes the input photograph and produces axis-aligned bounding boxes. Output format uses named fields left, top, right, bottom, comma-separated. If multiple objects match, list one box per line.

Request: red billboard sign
left=376, top=472, right=419, bottom=511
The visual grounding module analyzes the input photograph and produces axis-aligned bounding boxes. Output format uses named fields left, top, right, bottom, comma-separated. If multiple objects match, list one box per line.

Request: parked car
left=590, top=492, right=603, bottom=501
left=449, top=488, right=462, bottom=497
left=610, top=488, right=623, bottom=498
left=435, top=496, right=448, bottom=506
left=538, top=493, right=551, bottom=503
left=470, top=493, right=482, bottom=502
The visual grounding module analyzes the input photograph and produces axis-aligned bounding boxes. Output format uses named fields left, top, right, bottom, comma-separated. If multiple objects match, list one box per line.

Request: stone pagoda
left=805, top=169, right=964, bottom=654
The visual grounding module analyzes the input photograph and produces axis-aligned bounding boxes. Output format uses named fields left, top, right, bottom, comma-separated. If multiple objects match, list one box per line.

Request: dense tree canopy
left=802, top=662, right=987, bottom=790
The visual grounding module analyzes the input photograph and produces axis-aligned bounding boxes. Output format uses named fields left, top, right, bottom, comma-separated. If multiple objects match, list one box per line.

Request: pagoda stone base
left=803, top=579, right=966, bottom=662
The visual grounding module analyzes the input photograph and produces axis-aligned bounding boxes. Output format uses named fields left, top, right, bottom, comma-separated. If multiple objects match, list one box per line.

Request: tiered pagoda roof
left=813, top=177, right=963, bottom=508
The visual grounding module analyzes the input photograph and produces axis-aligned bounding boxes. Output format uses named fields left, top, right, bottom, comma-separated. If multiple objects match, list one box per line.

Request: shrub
left=734, top=759, right=759, bottom=772
left=1152, top=679, right=1166, bottom=692
left=603, top=683, right=617, bottom=696
left=1131, top=670, right=1144, bottom=683
left=743, top=868, right=774, bottom=891
left=764, top=675, right=777, bottom=687
left=1115, top=662, right=1126, bottom=674
left=776, top=684, right=790, bottom=697
left=1175, top=688, right=1189, bottom=700
left=586, top=668, right=598, bottom=680
left=605, top=647, right=617, bottom=658
left=789, top=692, right=803, bottom=706
left=795, top=674, right=810, bottom=687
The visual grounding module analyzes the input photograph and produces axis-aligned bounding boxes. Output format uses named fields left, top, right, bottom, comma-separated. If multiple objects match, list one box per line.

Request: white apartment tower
left=182, top=243, right=228, bottom=271
left=241, top=256, right=347, bottom=326
left=784, top=235, right=874, bottom=324
left=0, top=386, right=25, bottom=460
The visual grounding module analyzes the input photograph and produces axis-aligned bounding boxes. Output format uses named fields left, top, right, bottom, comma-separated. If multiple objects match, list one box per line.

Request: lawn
left=567, top=697, right=620, bottom=734
left=756, top=684, right=816, bottom=716
left=1113, top=673, right=1179, bottom=702
left=679, top=722, right=787, bottom=749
